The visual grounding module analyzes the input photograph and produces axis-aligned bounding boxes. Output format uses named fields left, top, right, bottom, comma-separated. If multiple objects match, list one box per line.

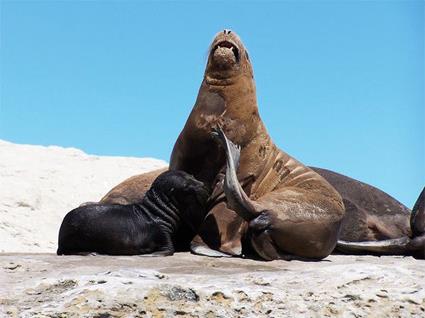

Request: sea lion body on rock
left=216, top=127, right=425, bottom=259
left=167, top=30, right=345, bottom=260
left=311, top=168, right=425, bottom=258
left=311, top=168, right=412, bottom=242
left=334, top=183, right=425, bottom=259
left=57, top=170, right=209, bottom=255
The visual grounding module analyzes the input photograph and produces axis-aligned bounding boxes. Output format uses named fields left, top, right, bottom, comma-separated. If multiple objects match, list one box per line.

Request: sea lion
left=216, top=127, right=425, bottom=259
left=57, top=170, right=209, bottom=255
left=167, top=29, right=345, bottom=260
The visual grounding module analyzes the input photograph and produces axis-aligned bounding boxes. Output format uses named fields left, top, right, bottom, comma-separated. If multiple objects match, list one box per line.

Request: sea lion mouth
left=211, top=40, right=240, bottom=66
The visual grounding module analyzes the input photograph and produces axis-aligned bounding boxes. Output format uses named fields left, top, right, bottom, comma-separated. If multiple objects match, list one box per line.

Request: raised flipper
left=211, top=127, right=259, bottom=221
left=336, top=187, right=425, bottom=259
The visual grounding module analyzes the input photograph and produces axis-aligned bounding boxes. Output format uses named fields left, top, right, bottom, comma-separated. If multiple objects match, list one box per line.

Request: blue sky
left=1, top=1, right=423, bottom=207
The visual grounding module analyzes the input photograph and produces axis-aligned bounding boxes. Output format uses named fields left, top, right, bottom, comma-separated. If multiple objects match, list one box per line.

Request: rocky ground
left=1, top=253, right=424, bottom=318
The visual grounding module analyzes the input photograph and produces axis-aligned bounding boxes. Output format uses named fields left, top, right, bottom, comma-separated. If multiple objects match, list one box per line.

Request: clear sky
left=1, top=1, right=424, bottom=207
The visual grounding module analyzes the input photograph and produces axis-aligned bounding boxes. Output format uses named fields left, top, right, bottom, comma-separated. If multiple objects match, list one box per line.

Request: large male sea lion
left=58, top=170, right=209, bottom=255
left=167, top=29, right=345, bottom=260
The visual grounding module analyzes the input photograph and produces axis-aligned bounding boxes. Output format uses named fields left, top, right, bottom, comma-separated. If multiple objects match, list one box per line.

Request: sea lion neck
left=202, top=74, right=259, bottom=117
left=188, top=75, right=262, bottom=147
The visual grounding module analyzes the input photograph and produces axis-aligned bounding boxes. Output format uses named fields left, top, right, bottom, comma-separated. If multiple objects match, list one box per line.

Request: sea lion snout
left=204, top=30, right=254, bottom=85
left=207, top=30, right=246, bottom=75
left=211, top=40, right=239, bottom=68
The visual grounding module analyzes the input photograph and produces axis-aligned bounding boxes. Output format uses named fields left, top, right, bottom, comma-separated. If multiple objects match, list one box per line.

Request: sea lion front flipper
left=190, top=240, right=232, bottom=258
left=190, top=201, right=246, bottom=256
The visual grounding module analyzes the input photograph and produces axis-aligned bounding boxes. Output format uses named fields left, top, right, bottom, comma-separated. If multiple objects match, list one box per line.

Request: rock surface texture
left=1, top=253, right=425, bottom=317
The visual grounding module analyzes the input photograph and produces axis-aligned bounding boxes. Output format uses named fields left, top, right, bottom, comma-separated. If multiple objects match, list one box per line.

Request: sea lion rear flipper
left=336, top=237, right=411, bottom=255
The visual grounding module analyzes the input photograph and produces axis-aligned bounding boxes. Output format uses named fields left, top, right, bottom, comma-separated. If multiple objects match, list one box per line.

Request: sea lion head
left=205, top=29, right=253, bottom=85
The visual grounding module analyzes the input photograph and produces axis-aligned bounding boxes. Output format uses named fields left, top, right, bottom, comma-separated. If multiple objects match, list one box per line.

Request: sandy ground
left=1, top=139, right=424, bottom=317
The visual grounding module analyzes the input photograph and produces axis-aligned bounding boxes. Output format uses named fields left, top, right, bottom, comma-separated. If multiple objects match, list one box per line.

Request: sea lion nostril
left=223, top=29, right=232, bottom=35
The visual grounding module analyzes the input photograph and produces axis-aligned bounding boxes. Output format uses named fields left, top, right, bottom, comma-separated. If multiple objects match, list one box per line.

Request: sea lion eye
left=246, top=51, right=250, bottom=61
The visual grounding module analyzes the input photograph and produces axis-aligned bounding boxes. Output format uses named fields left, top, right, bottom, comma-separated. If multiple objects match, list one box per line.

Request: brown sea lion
left=216, top=126, right=425, bottom=259
left=166, top=29, right=345, bottom=260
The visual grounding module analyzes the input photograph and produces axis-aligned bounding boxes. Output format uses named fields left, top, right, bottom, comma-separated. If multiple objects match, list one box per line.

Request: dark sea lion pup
left=57, top=170, right=209, bottom=256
